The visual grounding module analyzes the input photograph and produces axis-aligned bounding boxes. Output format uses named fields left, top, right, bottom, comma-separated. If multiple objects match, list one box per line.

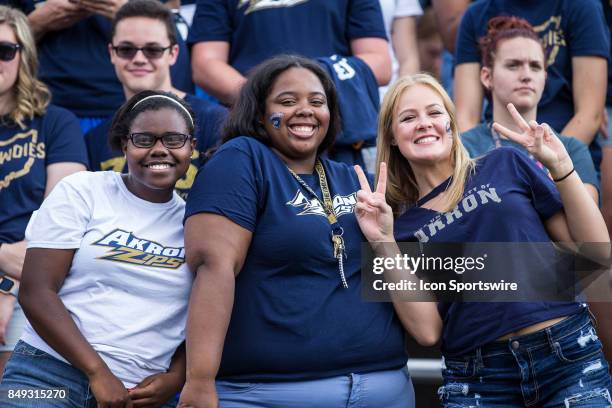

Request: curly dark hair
left=221, top=54, right=340, bottom=155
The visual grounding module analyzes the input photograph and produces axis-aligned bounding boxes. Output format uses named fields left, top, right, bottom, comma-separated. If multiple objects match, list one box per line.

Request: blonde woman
left=0, top=6, right=87, bottom=376
left=365, top=73, right=612, bottom=406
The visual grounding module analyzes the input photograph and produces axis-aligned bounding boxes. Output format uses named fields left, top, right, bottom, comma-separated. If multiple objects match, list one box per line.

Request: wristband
left=0, top=275, right=17, bottom=296
left=553, top=167, right=575, bottom=183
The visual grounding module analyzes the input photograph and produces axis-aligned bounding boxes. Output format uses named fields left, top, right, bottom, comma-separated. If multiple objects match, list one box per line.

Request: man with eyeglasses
left=85, top=0, right=227, bottom=199
left=1, top=0, right=194, bottom=134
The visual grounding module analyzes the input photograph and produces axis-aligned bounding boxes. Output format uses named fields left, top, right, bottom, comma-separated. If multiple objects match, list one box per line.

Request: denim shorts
left=0, top=340, right=177, bottom=407
left=438, top=308, right=612, bottom=407
left=216, top=366, right=414, bottom=408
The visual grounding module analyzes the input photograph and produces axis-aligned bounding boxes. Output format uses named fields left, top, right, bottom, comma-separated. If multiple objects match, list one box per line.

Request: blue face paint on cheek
left=445, top=121, right=452, bottom=135
left=269, top=112, right=284, bottom=129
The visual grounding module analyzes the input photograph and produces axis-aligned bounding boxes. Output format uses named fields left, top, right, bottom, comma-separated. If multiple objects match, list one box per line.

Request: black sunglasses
left=112, top=44, right=172, bottom=60
left=0, top=42, right=20, bottom=62
left=128, top=132, right=191, bottom=149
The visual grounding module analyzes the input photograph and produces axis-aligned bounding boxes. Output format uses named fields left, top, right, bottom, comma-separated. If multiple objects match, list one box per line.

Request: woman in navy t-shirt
left=180, top=55, right=440, bottom=408
left=375, top=73, right=612, bottom=406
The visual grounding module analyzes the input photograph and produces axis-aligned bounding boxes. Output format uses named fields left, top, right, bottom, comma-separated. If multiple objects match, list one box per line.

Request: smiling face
left=481, top=36, right=546, bottom=114
left=262, top=67, right=330, bottom=171
left=122, top=107, right=194, bottom=202
left=110, top=16, right=177, bottom=97
left=0, top=23, right=19, bottom=100
left=392, top=84, right=453, bottom=166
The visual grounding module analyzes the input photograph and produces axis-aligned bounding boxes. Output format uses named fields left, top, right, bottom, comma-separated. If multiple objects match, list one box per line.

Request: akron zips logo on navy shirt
left=286, top=191, right=357, bottom=218
left=93, top=229, right=185, bottom=269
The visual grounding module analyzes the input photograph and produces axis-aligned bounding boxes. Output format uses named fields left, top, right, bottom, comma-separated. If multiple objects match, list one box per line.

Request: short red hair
left=479, top=16, right=545, bottom=68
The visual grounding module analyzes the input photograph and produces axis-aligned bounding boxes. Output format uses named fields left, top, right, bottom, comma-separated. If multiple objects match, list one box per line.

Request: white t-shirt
left=379, top=0, right=423, bottom=98
left=22, top=171, right=193, bottom=388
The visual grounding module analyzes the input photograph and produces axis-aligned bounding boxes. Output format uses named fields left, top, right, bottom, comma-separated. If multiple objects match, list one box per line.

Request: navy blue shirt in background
left=394, top=148, right=581, bottom=356
left=9, top=0, right=194, bottom=118
left=85, top=94, right=227, bottom=199
left=0, top=105, right=89, bottom=243
left=185, top=137, right=406, bottom=380
left=455, top=0, right=609, bottom=133
left=188, top=0, right=387, bottom=74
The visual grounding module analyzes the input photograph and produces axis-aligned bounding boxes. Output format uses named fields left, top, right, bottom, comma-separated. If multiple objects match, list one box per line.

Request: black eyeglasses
left=0, top=42, right=20, bottom=62
left=112, top=44, right=173, bottom=60
left=129, top=132, right=191, bottom=149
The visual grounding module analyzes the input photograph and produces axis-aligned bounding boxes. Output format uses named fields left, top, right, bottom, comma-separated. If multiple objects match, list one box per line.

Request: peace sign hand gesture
left=353, top=163, right=394, bottom=243
left=492, top=103, right=573, bottom=179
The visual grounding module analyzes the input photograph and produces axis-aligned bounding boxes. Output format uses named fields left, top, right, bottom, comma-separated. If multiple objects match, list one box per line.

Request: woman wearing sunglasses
left=0, top=91, right=195, bottom=408
left=0, top=6, right=87, bottom=378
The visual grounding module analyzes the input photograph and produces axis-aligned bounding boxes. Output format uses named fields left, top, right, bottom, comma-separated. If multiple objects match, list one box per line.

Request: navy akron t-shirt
left=185, top=137, right=406, bottom=381
left=0, top=105, right=89, bottom=243
left=187, top=0, right=387, bottom=74
left=9, top=0, right=194, bottom=118
left=455, top=0, right=609, bottom=132
left=85, top=95, right=227, bottom=199
left=394, top=147, right=581, bottom=357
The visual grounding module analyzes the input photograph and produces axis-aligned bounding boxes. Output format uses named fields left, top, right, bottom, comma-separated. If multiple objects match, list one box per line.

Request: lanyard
left=287, top=160, right=348, bottom=289
left=488, top=122, right=503, bottom=149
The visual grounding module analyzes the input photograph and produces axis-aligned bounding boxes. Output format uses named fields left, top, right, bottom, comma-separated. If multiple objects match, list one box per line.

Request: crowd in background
left=0, top=0, right=611, bottom=407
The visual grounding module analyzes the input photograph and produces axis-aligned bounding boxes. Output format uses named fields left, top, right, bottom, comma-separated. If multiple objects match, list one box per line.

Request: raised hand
left=492, top=103, right=573, bottom=179
left=353, top=163, right=394, bottom=243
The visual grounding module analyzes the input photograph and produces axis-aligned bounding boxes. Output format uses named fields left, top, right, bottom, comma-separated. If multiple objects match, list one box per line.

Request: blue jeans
left=216, top=366, right=414, bottom=407
left=0, top=340, right=177, bottom=408
left=438, top=309, right=612, bottom=407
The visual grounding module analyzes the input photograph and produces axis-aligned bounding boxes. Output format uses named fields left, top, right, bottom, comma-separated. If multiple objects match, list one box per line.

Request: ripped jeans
left=438, top=308, right=612, bottom=407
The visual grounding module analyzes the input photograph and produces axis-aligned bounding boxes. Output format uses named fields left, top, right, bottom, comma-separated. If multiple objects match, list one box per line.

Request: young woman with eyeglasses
left=0, top=91, right=195, bottom=408
left=0, top=5, right=87, bottom=379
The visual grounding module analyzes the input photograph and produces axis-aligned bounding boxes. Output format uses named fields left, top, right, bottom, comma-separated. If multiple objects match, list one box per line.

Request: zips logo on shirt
left=94, top=229, right=185, bottom=269
left=286, top=191, right=357, bottom=218
left=238, top=0, right=309, bottom=14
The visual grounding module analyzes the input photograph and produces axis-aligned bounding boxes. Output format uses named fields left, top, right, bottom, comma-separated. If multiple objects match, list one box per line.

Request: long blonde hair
left=0, top=6, right=50, bottom=128
left=376, top=73, right=475, bottom=215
